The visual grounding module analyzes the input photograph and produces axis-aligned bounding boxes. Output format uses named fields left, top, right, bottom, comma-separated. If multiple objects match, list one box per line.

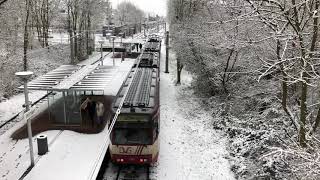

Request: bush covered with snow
left=168, top=0, right=320, bottom=179
left=197, top=77, right=320, bottom=179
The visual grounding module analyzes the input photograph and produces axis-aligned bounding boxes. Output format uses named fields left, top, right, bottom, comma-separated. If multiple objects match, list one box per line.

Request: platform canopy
left=25, top=65, right=82, bottom=90
left=122, top=38, right=146, bottom=44
left=70, top=66, right=117, bottom=91
left=20, top=61, right=134, bottom=96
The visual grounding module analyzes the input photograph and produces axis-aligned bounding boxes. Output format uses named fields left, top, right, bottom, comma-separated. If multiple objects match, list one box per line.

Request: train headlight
left=139, top=159, right=143, bottom=162
left=120, top=159, right=124, bottom=162
left=144, top=159, right=147, bottom=162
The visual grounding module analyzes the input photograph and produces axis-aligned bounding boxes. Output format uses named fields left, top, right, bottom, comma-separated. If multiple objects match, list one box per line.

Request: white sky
left=110, top=0, right=167, bottom=16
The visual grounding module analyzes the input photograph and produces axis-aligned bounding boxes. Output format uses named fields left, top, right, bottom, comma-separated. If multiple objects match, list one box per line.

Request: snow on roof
left=22, top=59, right=134, bottom=96
left=70, top=66, right=117, bottom=91
left=24, top=65, right=82, bottom=91
left=15, top=71, right=34, bottom=78
left=53, top=64, right=97, bottom=90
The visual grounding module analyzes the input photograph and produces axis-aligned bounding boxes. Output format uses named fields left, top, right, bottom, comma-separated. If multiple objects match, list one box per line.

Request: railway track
left=115, top=165, right=150, bottom=180
left=0, top=93, right=50, bottom=130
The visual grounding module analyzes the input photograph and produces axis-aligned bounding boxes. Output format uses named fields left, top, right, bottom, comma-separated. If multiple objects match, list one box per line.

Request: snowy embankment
left=0, top=91, right=47, bottom=135
left=150, top=45, right=234, bottom=179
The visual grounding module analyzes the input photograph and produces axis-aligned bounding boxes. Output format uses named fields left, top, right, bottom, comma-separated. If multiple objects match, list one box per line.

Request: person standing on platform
left=96, top=101, right=104, bottom=128
left=139, top=43, right=142, bottom=52
left=121, top=52, right=125, bottom=62
left=87, top=98, right=96, bottom=127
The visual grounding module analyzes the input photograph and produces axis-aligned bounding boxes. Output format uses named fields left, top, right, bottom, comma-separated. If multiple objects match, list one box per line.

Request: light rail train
left=108, top=37, right=162, bottom=165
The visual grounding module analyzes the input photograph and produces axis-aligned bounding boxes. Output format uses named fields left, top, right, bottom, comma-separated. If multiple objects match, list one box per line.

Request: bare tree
left=23, top=0, right=32, bottom=71
left=66, top=0, right=109, bottom=63
left=31, top=0, right=50, bottom=47
left=246, top=0, right=320, bottom=147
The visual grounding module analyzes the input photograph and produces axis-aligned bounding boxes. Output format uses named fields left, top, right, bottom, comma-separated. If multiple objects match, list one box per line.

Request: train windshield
left=117, top=115, right=149, bottom=122
left=113, top=128, right=152, bottom=145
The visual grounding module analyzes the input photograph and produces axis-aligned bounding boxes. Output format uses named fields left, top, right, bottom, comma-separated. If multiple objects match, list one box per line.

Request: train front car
left=109, top=55, right=160, bottom=165
left=145, top=34, right=162, bottom=54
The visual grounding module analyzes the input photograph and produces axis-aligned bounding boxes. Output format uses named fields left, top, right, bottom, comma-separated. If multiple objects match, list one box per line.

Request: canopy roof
left=20, top=62, right=134, bottom=96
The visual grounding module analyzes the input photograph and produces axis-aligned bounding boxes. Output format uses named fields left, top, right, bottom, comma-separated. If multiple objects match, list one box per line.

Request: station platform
left=0, top=30, right=150, bottom=180
left=0, top=55, right=135, bottom=180
left=24, top=128, right=110, bottom=180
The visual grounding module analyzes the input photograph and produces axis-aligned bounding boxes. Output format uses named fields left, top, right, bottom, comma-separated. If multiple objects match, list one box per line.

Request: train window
left=113, top=128, right=152, bottom=145
left=152, top=114, right=159, bottom=142
left=153, top=122, right=159, bottom=142
left=117, top=115, right=149, bottom=122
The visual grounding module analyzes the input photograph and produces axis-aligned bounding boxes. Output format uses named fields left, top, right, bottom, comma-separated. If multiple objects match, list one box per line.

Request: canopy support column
left=63, top=91, right=67, bottom=124
left=47, top=91, right=51, bottom=122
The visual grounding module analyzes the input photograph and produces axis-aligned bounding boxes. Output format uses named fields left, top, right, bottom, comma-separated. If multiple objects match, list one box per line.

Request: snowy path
left=150, top=44, right=235, bottom=180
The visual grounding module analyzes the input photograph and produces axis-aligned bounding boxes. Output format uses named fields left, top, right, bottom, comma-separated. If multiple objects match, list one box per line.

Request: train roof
left=144, top=41, right=161, bottom=52
left=114, top=67, right=159, bottom=114
left=148, top=34, right=161, bottom=42
left=134, top=52, right=159, bottom=68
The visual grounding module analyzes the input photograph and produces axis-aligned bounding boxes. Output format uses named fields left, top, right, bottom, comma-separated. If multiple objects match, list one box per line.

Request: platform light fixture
left=110, top=35, right=116, bottom=66
left=98, top=38, right=105, bottom=66
left=15, top=71, right=35, bottom=167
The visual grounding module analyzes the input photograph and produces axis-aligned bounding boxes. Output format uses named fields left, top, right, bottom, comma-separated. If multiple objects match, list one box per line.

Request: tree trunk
left=23, top=0, right=31, bottom=71
left=88, top=12, right=92, bottom=55
left=222, top=49, right=234, bottom=93
left=299, top=79, right=308, bottom=147
left=312, top=106, right=320, bottom=133
left=67, top=4, right=75, bottom=64
left=44, top=0, right=49, bottom=47
left=73, top=27, right=78, bottom=62
left=176, top=57, right=183, bottom=84
left=86, top=11, right=90, bottom=55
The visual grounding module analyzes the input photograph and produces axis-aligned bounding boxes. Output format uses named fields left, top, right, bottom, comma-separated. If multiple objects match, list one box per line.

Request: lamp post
left=15, top=71, right=35, bottom=167
left=110, top=36, right=116, bottom=67
left=98, top=39, right=104, bottom=65
left=165, top=31, right=169, bottom=73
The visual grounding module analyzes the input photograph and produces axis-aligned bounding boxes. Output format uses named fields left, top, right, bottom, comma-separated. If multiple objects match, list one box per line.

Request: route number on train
left=119, top=147, right=133, bottom=154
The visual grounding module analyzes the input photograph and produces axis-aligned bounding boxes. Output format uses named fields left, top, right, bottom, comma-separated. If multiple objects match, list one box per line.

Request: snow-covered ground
left=150, top=42, right=234, bottom=180
left=0, top=91, right=47, bottom=131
